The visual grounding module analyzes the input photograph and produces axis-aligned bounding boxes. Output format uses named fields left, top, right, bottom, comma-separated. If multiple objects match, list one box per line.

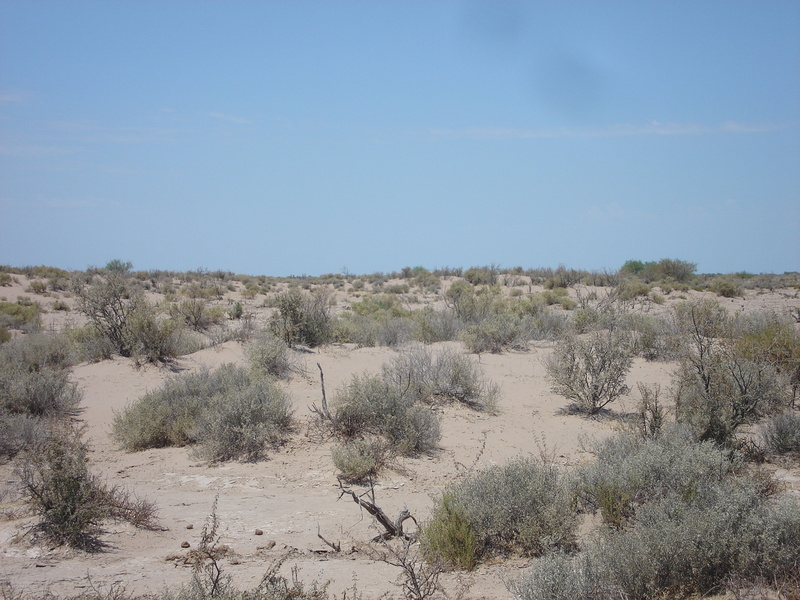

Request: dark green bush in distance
left=112, top=364, right=292, bottom=462
left=761, top=412, right=800, bottom=455
left=424, top=456, right=577, bottom=566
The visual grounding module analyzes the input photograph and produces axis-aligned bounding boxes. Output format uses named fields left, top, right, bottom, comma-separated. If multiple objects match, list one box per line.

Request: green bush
left=0, top=299, right=41, bottom=330
left=16, top=423, right=160, bottom=550
left=761, top=411, right=800, bottom=455
left=420, top=493, right=479, bottom=570
left=424, top=456, right=577, bottom=566
left=544, top=330, right=634, bottom=414
left=112, top=364, right=292, bottom=462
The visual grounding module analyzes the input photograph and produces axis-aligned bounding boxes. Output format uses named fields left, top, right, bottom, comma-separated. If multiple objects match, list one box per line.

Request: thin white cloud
left=429, top=121, right=793, bottom=140
left=0, top=89, right=35, bottom=103
left=209, top=112, right=253, bottom=124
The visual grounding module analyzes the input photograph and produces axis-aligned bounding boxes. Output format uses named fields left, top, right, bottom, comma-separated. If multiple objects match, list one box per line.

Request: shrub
left=383, top=345, right=499, bottom=412
left=420, top=493, right=479, bottom=570
left=672, top=299, right=790, bottom=445
left=460, top=313, right=531, bottom=353
left=0, top=412, right=44, bottom=460
left=73, top=272, right=142, bottom=356
left=513, top=433, right=800, bottom=600
left=575, top=426, right=738, bottom=529
left=170, top=298, right=218, bottom=331
left=112, top=364, right=292, bottom=461
left=245, top=333, right=296, bottom=379
left=331, top=373, right=440, bottom=455
left=0, top=300, right=41, bottom=330
left=544, top=330, right=634, bottom=414
left=761, top=412, right=800, bottom=455
left=331, top=438, right=387, bottom=482
left=711, top=277, right=741, bottom=298
left=16, top=423, right=159, bottom=550
left=269, top=288, right=333, bottom=347
left=424, top=456, right=577, bottom=566
left=412, top=308, right=462, bottom=343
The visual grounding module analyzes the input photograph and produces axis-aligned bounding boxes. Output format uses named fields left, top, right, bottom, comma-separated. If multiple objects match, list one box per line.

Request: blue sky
left=1, top=1, right=798, bottom=276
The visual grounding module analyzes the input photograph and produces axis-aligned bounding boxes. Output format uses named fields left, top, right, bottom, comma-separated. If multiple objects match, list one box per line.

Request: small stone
left=254, top=529, right=263, bottom=536
left=181, top=541, right=190, bottom=548
left=186, top=524, right=194, bottom=530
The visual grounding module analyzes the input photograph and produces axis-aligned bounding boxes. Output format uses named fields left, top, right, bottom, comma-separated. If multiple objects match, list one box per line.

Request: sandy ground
left=1, top=275, right=798, bottom=599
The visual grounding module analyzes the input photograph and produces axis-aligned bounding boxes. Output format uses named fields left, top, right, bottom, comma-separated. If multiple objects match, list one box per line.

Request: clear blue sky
left=1, top=1, right=798, bottom=276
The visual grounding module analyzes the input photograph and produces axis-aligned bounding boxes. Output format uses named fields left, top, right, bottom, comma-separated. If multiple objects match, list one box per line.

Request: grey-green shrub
left=513, top=437, right=800, bottom=600
left=672, top=300, right=789, bottom=445
left=460, top=313, right=531, bottom=353
left=575, top=426, right=738, bottom=528
left=112, top=364, right=292, bottom=462
left=17, top=423, right=160, bottom=550
left=424, top=456, right=577, bottom=566
left=382, top=345, right=499, bottom=412
left=245, top=333, right=295, bottom=379
left=269, top=288, right=332, bottom=347
left=331, top=373, right=440, bottom=455
left=331, top=438, right=386, bottom=482
left=544, top=330, right=634, bottom=414
left=761, top=411, right=800, bottom=454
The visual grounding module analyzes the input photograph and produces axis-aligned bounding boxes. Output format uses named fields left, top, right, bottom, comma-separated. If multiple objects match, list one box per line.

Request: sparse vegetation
left=544, top=330, right=634, bottom=414
left=422, top=456, right=577, bottom=567
left=112, top=364, right=292, bottom=462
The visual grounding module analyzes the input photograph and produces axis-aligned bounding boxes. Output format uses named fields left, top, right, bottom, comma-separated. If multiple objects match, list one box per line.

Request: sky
left=1, top=1, right=798, bottom=276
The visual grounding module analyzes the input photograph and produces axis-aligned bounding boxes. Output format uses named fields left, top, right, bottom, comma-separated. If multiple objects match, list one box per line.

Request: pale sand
left=1, top=275, right=798, bottom=598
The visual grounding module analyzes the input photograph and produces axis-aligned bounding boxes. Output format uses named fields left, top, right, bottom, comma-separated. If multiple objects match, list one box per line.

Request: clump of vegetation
left=382, top=345, right=499, bottom=412
left=0, top=333, right=81, bottom=420
left=544, top=330, right=634, bottom=415
left=73, top=270, right=193, bottom=362
left=245, top=332, right=297, bottom=379
left=0, top=298, right=42, bottom=331
left=331, top=437, right=388, bottom=482
left=331, top=373, right=441, bottom=456
left=269, top=288, right=333, bottom=347
left=112, top=364, right=292, bottom=462
left=761, top=411, right=800, bottom=455
left=422, top=456, right=577, bottom=568
left=511, top=427, right=800, bottom=600
left=16, top=422, right=160, bottom=550
left=671, top=299, right=790, bottom=445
